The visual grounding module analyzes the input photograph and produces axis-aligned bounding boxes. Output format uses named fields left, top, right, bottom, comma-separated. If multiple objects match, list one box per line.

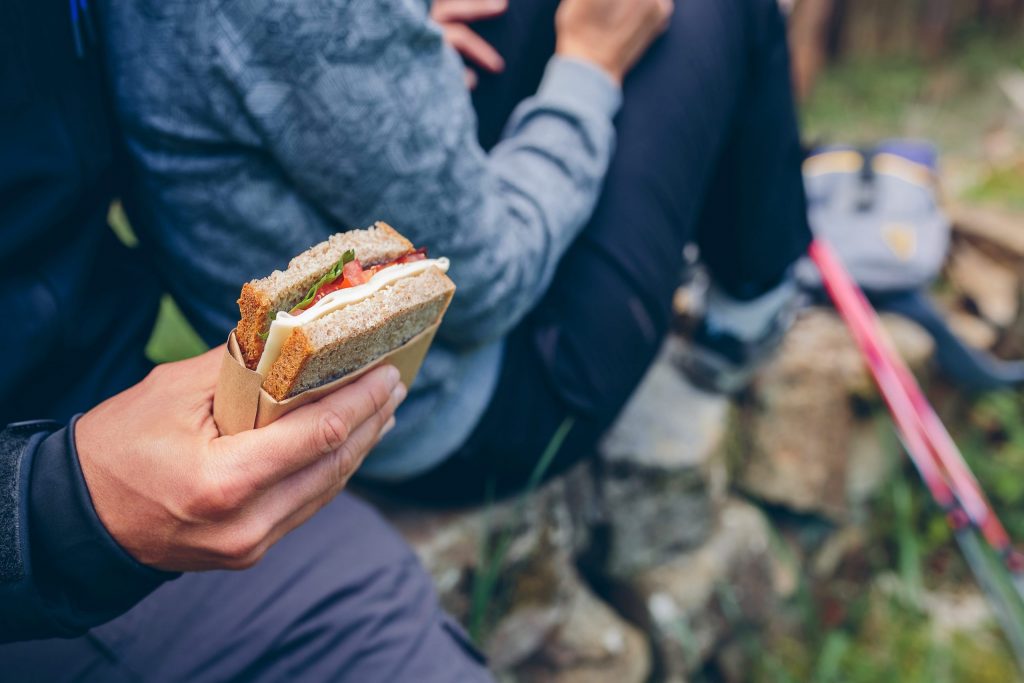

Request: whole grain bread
left=262, top=267, right=455, bottom=400
left=236, top=222, right=414, bottom=369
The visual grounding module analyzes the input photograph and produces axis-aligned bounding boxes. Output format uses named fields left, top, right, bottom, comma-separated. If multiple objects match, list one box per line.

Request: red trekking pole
left=809, top=239, right=1024, bottom=669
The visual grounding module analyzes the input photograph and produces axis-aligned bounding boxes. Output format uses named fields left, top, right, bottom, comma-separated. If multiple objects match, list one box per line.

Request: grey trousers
left=0, top=493, right=492, bottom=682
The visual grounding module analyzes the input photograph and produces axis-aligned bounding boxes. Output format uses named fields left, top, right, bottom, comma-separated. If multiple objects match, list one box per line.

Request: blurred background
left=749, top=1, right=1024, bottom=680
left=791, top=0, right=1023, bottom=198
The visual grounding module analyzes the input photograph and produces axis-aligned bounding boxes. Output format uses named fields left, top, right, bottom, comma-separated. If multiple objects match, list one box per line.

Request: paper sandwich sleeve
left=213, top=317, right=443, bottom=436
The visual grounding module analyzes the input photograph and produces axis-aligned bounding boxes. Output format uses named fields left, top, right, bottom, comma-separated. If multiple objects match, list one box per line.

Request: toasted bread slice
left=262, top=267, right=455, bottom=400
left=236, top=222, right=413, bottom=369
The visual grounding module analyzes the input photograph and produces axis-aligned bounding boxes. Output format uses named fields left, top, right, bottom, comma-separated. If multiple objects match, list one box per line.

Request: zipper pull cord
left=70, top=0, right=95, bottom=59
left=70, top=0, right=84, bottom=58
left=79, top=0, right=97, bottom=46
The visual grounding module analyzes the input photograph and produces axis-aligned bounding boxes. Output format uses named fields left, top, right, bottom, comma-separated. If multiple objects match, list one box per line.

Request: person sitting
left=0, top=2, right=492, bottom=680
left=99, top=0, right=811, bottom=503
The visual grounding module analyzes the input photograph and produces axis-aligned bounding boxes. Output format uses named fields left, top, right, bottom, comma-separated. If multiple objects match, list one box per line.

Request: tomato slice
left=342, top=259, right=367, bottom=285
left=395, top=247, right=428, bottom=264
left=294, top=247, right=430, bottom=312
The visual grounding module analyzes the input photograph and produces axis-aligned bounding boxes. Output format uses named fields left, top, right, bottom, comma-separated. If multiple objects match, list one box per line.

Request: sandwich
left=236, top=222, right=454, bottom=401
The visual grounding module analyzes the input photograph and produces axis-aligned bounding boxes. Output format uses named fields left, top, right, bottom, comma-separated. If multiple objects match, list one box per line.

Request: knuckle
left=375, top=381, right=398, bottom=417
left=332, top=442, right=362, bottom=483
left=182, top=468, right=246, bottom=521
left=143, top=363, right=170, bottom=387
left=364, top=375, right=392, bottom=414
left=316, top=411, right=350, bottom=455
left=210, top=523, right=269, bottom=570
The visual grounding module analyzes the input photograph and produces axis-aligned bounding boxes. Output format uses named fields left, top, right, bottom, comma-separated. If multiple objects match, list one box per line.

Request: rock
left=947, top=309, right=999, bottom=349
left=947, top=242, right=1020, bottom=328
left=999, top=70, right=1024, bottom=115
left=365, top=468, right=651, bottom=682
left=735, top=309, right=931, bottom=520
left=595, top=336, right=730, bottom=577
left=811, top=525, right=868, bottom=580
left=607, top=499, right=778, bottom=679
left=365, top=470, right=588, bottom=673
left=874, top=573, right=998, bottom=639
left=887, top=313, right=939, bottom=366
left=951, top=204, right=1024, bottom=265
left=512, top=568, right=652, bottom=683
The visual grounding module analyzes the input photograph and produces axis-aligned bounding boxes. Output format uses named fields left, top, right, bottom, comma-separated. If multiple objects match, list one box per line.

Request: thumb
left=216, top=364, right=403, bottom=488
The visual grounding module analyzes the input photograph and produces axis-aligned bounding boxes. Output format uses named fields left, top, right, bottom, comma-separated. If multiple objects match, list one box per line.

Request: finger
left=250, top=479, right=338, bottom=561
left=216, top=365, right=403, bottom=488
left=251, top=386, right=404, bottom=535
left=465, top=67, right=479, bottom=90
left=444, top=24, right=505, bottom=73
left=432, top=0, right=508, bottom=23
left=257, top=410, right=400, bottom=555
left=660, top=0, right=675, bottom=30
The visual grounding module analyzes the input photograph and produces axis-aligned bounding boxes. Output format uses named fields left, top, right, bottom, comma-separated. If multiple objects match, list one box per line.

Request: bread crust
left=235, top=222, right=415, bottom=369
left=237, top=284, right=273, bottom=369
left=261, top=329, right=315, bottom=401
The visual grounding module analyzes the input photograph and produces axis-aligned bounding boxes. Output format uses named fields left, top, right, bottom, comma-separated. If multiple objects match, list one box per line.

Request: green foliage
left=801, top=57, right=928, bottom=144
left=964, top=166, right=1024, bottom=210
left=961, top=390, right=1024, bottom=542
left=108, top=202, right=138, bottom=247
left=145, top=295, right=208, bottom=364
left=105, top=203, right=208, bottom=364
left=467, top=418, right=575, bottom=644
left=753, top=592, right=1018, bottom=683
left=892, top=474, right=924, bottom=602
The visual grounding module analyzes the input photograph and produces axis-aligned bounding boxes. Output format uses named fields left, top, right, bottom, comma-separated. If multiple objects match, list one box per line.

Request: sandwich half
left=236, top=222, right=455, bottom=401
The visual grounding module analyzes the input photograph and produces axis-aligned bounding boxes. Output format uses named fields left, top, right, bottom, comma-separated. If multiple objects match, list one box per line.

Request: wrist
left=554, top=42, right=623, bottom=85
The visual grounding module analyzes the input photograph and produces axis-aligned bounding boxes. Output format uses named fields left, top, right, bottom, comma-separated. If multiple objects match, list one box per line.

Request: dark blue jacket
left=0, top=0, right=173, bottom=641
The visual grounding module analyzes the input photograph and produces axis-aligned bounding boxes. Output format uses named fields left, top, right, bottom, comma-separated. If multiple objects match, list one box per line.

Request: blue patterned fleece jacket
left=99, top=0, right=622, bottom=479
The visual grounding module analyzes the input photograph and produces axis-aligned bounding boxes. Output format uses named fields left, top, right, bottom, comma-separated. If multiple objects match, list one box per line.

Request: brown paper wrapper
left=213, top=320, right=441, bottom=436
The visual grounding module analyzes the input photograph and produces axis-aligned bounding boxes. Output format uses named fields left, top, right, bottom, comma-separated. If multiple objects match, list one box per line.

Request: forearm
left=439, top=56, right=621, bottom=344
left=208, top=0, right=621, bottom=347
left=0, top=419, right=175, bottom=642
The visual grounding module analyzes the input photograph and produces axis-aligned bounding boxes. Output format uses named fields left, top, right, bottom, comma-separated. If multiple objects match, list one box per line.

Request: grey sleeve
left=209, top=0, right=620, bottom=346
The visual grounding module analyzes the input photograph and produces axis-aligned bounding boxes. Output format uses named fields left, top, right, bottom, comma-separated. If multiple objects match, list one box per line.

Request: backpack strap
left=854, top=147, right=877, bottom=213
left=873, top=289, right=1024, bottom=393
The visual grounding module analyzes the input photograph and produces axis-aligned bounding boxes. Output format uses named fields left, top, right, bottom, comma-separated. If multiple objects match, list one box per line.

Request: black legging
left=390, top=0, right=811, bottom=503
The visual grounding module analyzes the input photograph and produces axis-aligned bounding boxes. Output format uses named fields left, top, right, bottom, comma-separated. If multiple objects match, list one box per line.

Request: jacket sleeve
left=207, top=0, right=621, bottom=347
left=0, top=418, right=176, bottom=642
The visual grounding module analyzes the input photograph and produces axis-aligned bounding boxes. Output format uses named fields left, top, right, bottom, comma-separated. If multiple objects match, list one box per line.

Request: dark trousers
left=0, top=493, right=491, bottom=682
left=394, top=0, right=812, bottom=503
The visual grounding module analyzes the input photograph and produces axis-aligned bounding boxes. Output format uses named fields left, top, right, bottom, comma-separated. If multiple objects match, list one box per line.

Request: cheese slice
left=256, top=257, right=450, bottom=377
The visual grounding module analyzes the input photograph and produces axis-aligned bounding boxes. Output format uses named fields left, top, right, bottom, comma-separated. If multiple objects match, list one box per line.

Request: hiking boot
left=677, top=271, right=806, bottom=394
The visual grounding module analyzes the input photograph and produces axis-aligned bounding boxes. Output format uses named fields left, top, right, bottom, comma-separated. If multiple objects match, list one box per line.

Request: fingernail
left=382, top=416, right=396, bottom=436
left=384, top=365, right=401, bottom=388
left=391, top=382, right=408, bottom=405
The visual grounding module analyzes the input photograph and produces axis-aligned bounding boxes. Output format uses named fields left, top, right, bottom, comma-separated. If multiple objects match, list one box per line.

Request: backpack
left=798, top=140, right=1024, bottom=392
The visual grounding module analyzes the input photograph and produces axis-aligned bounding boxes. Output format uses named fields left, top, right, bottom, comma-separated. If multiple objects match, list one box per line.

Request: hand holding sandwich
left=75, top=347, right=405, bottom=572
